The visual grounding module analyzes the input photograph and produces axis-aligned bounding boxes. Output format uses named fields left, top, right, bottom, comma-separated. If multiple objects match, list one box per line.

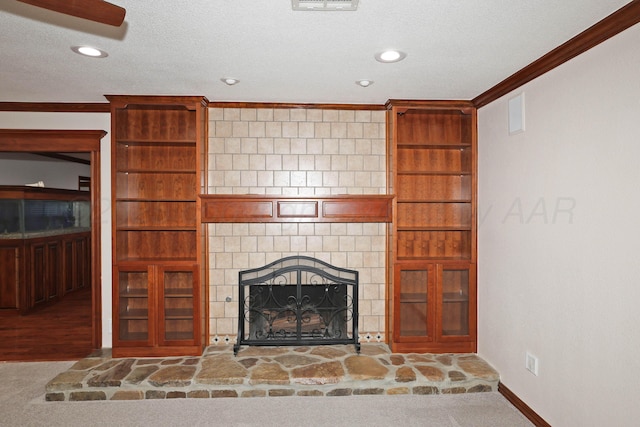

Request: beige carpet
left=0, top=361, right=533, bottom=427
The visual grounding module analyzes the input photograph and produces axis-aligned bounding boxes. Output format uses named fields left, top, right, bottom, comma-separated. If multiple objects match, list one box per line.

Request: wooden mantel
left=200, top=194, right=394, bottom=223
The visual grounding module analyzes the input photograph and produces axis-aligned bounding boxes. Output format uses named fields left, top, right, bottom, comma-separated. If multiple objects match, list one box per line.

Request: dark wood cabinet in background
left=386, top=100, right=477, bottom=353
left=0, top=244, right=21, bottom=310
left=108, top=95, right=208, bottom=357
left=0, top=231, right=90, bottom=313
left=25, top=232, right=90, bottom=312
left=62, top=234, right=91, bottom=294
left=29, top=240, right=59, bottom=305
left=0, top=186, right=91, bottom=314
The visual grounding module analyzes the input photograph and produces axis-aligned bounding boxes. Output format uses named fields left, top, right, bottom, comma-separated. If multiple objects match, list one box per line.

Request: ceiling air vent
left=292, top=0, right=359, bottom=11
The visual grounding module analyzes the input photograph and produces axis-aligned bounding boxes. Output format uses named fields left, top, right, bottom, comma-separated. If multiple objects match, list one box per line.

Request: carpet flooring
left=0, top=361, right=534, bottom=427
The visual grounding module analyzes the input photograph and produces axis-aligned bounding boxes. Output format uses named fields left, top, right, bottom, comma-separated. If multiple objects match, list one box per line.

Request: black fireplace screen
left=234, top=256, right=359, bottom=355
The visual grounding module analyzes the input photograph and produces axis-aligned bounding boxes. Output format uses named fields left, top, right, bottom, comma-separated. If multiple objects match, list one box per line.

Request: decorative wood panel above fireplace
left=200, top=194, right=394, bottom=223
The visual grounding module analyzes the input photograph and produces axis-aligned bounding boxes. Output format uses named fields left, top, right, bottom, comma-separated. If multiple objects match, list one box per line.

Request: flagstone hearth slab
left=44, top=344, right=499, bottom=402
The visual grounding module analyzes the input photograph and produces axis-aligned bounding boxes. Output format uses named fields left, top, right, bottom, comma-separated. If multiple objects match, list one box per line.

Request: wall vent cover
left=292, top=0, right=359, bottom=11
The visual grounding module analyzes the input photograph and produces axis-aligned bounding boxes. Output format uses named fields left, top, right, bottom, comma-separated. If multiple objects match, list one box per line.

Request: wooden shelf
left=119, top=309, right=149, bottom=319
left=200, top=194, right=394, bottom=223
left=116, top=226, right=196, bottom=231
left=397, top=143, right=471, bottom=149
left=442, top=328, right=469, bottom=336
left=118, top=331, right=148, bottom=342
left=164, top=308, right=194, bottom=319
left=400, top=293, right=427, bottom=303
left=116, top=257, right=197, bottom=263
left=117, top=257, right=198, bottom=264
left=443, top=293, right=469, bottom=303
left=119, top=289, right=148, bottom=297
left=397, top=330, right=430, bottom=337
left=116, top=169, right=197, bottom=174
left=165, top=331, right=195, bottom=341
left=397, top=256, right=472, bottom=261
left=116, top=139, right=197, bottom=145
left=397, top=199, right=472, bottom=203
left=397, top=226, right=472, bottom=231
left=165, top=290, right=194, bottom=297
left=116, top=200, right=196, bottom=203
left=397, top=171, right=471, bottom=176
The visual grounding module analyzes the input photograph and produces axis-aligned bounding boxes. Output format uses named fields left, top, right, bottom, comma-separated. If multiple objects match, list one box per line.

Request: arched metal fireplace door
left=234, top=256, right=359, bottom=355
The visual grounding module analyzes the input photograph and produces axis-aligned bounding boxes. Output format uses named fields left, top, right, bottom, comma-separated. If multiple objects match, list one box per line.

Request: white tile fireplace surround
left=207, top=107, right=387, bottom=345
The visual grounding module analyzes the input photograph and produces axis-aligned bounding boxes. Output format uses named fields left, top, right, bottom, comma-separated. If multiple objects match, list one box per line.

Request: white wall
left=0, top=112, right=113, bottom=347
left=0, top=153, right=90, bottom=189
left=477, top=23, right=640, bottom=427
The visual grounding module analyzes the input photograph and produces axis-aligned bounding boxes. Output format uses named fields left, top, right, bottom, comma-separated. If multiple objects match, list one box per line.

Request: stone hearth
left=44, top=344, right=499, bottom=401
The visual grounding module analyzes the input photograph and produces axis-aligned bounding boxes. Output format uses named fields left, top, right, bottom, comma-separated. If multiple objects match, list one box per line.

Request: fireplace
left=234, top=256, right=359, bottom=354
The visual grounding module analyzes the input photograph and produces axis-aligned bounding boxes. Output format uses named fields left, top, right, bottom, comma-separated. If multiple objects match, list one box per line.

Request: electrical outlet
left=526, top=352, right=539, bottom=376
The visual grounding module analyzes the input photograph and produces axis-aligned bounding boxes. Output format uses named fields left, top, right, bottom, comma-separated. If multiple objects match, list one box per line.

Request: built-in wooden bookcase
left=108, top=95, right=208, bottom=357
left=386, top=100, right=477, bottom=353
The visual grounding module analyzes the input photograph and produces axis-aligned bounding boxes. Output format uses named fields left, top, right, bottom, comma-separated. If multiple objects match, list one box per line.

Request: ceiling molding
left=472, top=0, right=640, bottom=108
left=208, top=102, right=386, bottom=110
left=385, top=99, right=475, bottom=112
left=0, top=100, right=385, bottom=113
left=31, top=152, right=91, bottom=165
left=0, top=102, right=110, bottom=113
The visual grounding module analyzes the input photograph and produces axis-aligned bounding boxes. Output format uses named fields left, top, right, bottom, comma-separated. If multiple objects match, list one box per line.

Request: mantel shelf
left=199, top=194, right=394, bottom=223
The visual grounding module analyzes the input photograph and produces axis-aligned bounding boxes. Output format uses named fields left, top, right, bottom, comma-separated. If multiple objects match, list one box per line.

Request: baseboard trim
left=498, top=382, right=552, bottom=427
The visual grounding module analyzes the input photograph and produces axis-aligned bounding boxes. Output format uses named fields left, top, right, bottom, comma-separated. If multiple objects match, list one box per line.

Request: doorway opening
left=0, top=129, right=104, bottom=361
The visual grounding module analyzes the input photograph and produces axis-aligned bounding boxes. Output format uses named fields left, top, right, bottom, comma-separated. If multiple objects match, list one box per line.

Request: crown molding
left=208, top=101, right=386, bottom=110
left=473, top=0, right=640, bottom=108
left=0, top=102, right=110, bottom=113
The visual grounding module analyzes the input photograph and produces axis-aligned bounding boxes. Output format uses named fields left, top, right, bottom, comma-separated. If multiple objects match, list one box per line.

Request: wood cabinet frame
left=113, top=262, right=201, bottom=357
left=386, top=101, right=477, bottom=353
left=391, top=262, right=476, bottom=353
left=108, top=96, right=208, bottom=357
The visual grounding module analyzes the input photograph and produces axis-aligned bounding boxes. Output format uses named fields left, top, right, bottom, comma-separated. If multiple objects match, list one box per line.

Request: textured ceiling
left=0, top=0, right=632, bottom=104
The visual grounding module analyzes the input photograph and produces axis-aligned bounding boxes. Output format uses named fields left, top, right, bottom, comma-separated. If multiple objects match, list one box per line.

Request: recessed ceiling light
left=356, top=80, right=374, bottom=87
left=375, top=50, right=406, bottom=63
left=71, top=46, right=108, bottom=58
left=221, top=78, right=240, bottom=86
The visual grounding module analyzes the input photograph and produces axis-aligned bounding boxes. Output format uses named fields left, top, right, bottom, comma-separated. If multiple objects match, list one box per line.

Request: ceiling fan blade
left=17, top=0, right=126, bottom=27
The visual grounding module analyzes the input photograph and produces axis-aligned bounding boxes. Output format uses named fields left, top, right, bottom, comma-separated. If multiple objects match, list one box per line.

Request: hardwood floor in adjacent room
left=0, top=287, right=94, bottom=361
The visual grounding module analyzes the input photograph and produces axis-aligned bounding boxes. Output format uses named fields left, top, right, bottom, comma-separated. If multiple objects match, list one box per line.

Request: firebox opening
left=234, top=256, right=359, bottom=355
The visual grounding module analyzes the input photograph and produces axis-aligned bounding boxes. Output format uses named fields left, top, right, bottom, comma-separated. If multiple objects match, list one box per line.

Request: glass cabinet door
left=116, top=267, right=151, bottom=343
left=394, top=263, right=435, bottom=341
left=438, top=263, right=476, bottom=339
left=158, top=265, right=198, bottom=344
